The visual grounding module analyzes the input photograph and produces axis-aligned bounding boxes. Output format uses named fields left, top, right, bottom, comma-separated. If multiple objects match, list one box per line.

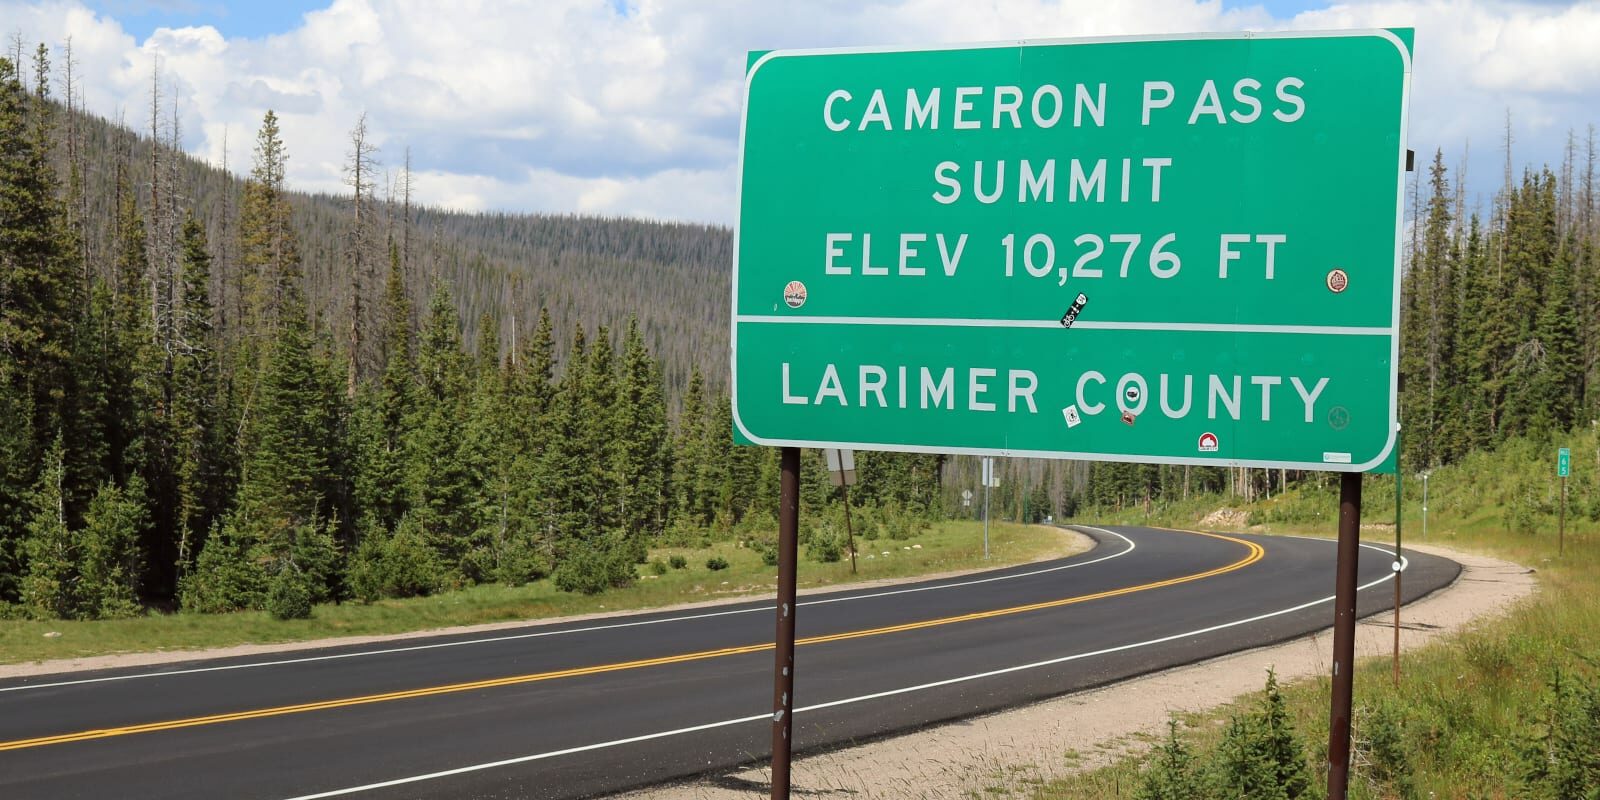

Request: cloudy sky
left=2, top=0, right=1596, bottom=225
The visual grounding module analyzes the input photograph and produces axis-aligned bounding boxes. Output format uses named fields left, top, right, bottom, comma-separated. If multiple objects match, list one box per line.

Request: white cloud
left=2, top=0, right=1597, bottom=224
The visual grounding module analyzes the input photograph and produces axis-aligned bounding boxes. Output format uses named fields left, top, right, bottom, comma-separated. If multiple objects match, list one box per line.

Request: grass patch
left=1036, top=430, right=1600, bottom=798
left=0, top=520, right=1079, bottom=666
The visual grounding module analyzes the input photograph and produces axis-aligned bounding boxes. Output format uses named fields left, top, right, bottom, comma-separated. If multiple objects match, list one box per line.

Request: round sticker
left=1327, top=406, right=1351, bottom=430
left=783, top=281, right=807, bottom=309
left=1124, top=385, right=1141, bottom=403
left=1326, top=268, right=1349, bottom=293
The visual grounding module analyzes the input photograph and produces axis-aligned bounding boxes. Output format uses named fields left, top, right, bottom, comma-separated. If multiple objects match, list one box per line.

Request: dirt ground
left=617, top=543, right=1537, bottom=800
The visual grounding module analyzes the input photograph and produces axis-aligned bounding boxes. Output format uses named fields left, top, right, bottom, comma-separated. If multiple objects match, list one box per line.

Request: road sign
left=980, top=456, right=1000, bottom=487
left=732, top=30, right=1411, bottom=472
left=1558, top=447, right=1570, bottom=478
left=824, top=448, right=858, bottom=486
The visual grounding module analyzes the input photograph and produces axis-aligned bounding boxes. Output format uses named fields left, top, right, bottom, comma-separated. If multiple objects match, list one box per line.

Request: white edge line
left=277, top=712, right=775, bottom=800
left=735, top=316, right=1393, bottom=336
left=0, top=530, right=1135, bottom=694
left=276, top=529, right=1405, bottom=800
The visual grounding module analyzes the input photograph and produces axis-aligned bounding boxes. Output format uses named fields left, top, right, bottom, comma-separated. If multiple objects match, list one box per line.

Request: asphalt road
left=0, top=526, right=1458, bottom=800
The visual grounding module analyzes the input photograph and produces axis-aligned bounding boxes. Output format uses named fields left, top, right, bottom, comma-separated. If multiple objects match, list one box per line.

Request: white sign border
left=729, top=28, right=1412, bottom=473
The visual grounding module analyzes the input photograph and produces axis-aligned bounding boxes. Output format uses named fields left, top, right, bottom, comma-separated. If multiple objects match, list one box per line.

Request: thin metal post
left=771, top=447, right=800, bottom=800
left=1559, top=475, right=1566, bottom=557
left=1393, top=452, right=1402, bottom=688
left=842, top=485, right=857, bottom=574
left=1421, top=473, right=1428, bottom=540
left=1328, top=472, right=1362, bottom=800
left=982, top=470, right=991, bottom=561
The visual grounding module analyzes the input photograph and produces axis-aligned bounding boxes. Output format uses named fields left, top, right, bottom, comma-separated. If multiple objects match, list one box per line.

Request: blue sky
left=4, top=0, right=1598, bottom=224
left=85, top=0, right=1330, bottom=42
left=79, top=0, right=327, bottom=40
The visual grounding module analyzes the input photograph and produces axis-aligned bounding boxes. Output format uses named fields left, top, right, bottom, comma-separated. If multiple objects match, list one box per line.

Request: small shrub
left=180, top=520, right=266, bottom=613
left=669, top=555, right=688, bottom=570
left=736, top=509, right=777, bottom=539
left=1357, top=700, right=1416, bottom=800
left=760, top=546, right=779, bottom=566
left=265, top=562, right=313, bottom=621
left=855, top=504, right=881, bottom=541
left=456, top=546, right=493, bottom=587
left=808, top=529, right=842, bottom=563
left=291, top=520, right=340, bottom=603
left=650, top=559, right=669, bottom=576
left=346, top=534, right=385, bottom=603
left=1135, top=719, right=1200, bottom=800
left=1519, top=660, right=1600, bottom=797
left=706, top=556, right=730, bottom=571
left=1204, top=670, right=1314, bottom=800
left=661, top=517, right=702, bottom=547
left=552, top=540, right=637, bottom=595
left=378, top=520, right=444, bottom=598
left=494, top=536, right=552, bottom=587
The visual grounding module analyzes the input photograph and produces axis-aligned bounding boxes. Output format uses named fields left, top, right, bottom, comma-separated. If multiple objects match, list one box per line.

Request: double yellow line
left=0, top=528, right=1261, bottom=752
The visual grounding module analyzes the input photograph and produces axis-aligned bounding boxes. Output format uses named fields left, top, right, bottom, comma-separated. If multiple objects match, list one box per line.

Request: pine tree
left=1135, top=720, right=1200, bottom=800
left=232, top=280, right=340, bottom=585
left=0, top=55, right=76, bottom=573
left=464, top=312, right=515, bottom=573
left=503, top=307, right=558, bottom=575
left=1502, top=171, right=1562, bottom=436
left=172, top=214, right=226, bottom=582
left=672, top=369, right=712, bottom=526
left=405, top=284, right=476, bottom=574
left=1254, top=669, right=1314, bottom=797
left=104, top=172, right=152, bottom=486
left=543, top=326, right=592, bottom=551
left=1400, top=151, right=1460, bottom=467
left=516, top=307, right=557, bottom=422
left=352, top=243, right=414, bottom=533
left=611, top=315, right=662, bottom=547
left=20, top=436, right=74, bottom=619
left=1528, top=240, right=1583, bottom=433
left=1470, top=213, right=1518, bottom=439
left=76, top=476, right=147, bottom=619
left=0, top=345, right=34, bottom=603
left=582, top=325, right=621, bottom=537
left=237, top=110, right=299, bottom=333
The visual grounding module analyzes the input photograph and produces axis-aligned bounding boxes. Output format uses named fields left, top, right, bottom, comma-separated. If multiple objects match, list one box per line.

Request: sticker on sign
left=732, top=30, right=1410, bottom=473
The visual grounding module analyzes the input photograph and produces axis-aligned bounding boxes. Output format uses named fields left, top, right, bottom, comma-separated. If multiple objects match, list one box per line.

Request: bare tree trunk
left=344, top=113, right=379, bottom=396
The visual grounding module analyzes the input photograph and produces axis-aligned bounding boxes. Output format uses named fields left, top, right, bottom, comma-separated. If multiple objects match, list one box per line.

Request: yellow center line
left=0, top=529, right=1262, bottom=753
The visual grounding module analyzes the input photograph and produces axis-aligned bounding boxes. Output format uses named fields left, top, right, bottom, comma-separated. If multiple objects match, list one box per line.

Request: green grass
left=1035, top=430, right=1600, bottom=799
left=0, top=519, right=1078, bottom=666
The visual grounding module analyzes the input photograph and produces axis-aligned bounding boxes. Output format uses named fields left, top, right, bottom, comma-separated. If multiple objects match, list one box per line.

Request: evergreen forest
left=0, top=47, right=944, bottom=620
left=2, top=41, right=1598, bottom=621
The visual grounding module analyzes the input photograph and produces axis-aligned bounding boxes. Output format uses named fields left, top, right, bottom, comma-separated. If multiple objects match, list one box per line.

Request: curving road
left=0, top=526, right=1458, bottom=800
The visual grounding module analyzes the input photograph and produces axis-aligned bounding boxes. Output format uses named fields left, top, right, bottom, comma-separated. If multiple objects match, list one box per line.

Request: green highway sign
left=1559, top=448, right=1570, bottom=478
left=732, top=30, right=1411, bottom=472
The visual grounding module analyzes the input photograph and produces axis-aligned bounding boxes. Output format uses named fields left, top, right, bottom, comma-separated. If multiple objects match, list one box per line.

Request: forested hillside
left=50, top=82, right=732, bottom=403
left=0, top=47, right=940, bottom=621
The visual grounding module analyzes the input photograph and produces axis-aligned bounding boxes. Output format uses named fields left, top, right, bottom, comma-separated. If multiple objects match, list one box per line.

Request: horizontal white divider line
left=736, top=315, right=1393, bottom=336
